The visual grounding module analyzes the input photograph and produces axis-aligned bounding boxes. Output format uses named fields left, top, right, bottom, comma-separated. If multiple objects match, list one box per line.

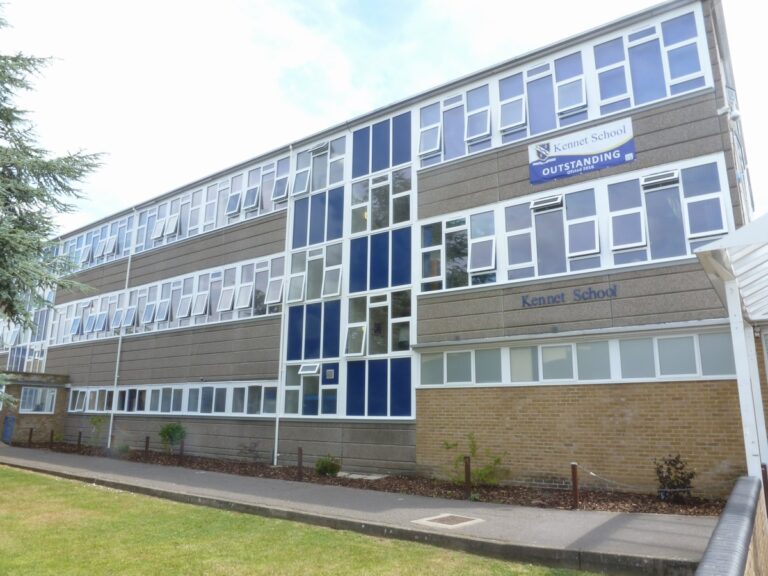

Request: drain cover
left=412, top=513, right=484, bottom=529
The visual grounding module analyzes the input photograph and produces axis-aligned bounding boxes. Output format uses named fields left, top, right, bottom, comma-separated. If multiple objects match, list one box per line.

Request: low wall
left=696, top=476, right=768, bottom=575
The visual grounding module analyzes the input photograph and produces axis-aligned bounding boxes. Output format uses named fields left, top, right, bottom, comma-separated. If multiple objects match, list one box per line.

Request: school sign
left=528, top=118, right=635, bottom=184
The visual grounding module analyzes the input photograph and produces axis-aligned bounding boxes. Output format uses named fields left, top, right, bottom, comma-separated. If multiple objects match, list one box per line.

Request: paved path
left=0, top=444, right=717, bottom=575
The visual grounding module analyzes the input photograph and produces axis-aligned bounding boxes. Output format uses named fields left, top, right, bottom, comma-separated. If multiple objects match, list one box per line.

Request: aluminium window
left=20, top=387, right=56, bottom=414
left=150, top=218, right=166, bottom=240
left=141, top=302, right=156, bottom=325
left=234, top=284, right=253, bottom=309
left=345, top=325, right=366, bottom=356
left=122, top=306, right=137, bottom=328
left=217, top=287, right=236, bottom=312
left=94, top=312, right=108, bottom=332
left=176, top=296, right=193, bottom=318
left=264, top=278, right=283, bottom=305
left=103, top=235, right=117, bottom=256
left=164, top=213, right=180, bottom=236
left=94, top=239, right=107, bottom=259
left=155, top=300, right=171, bottom=322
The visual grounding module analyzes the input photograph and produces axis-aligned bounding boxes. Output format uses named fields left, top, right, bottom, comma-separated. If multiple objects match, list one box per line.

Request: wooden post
left=77, top=431, right=82, bottom=450
left=49, top=430, right=54, bottom=449
left=144, top=436, right=150, bottom=458
left=464, top=456, right=472, bottom=500
left=28, top=427, right=34, bottom=446
left=571, top=462, right=580, bottom=510
left=297, top=447, right=304, bottom=481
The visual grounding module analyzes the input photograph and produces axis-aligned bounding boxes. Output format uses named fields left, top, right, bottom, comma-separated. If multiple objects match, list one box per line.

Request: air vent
left=311, top=141, right=329, bottom=155
left=530, top=195, right=563, bottom=212
left=642, top=170, right=679, bottom=190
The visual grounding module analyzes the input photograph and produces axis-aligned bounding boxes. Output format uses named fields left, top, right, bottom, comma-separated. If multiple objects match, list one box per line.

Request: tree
left=0, top=16, right=100, bottom=328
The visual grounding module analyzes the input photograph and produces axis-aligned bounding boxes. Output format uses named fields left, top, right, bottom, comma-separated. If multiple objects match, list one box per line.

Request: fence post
left=179, top=439, right=185, bottom=464
left=49, top=430, right=54, bottom=449
left=77, top=431, right=82, bottom=450
left=28, top=427, right=34, bottom=446
left=464, top=456, right=472, bottom=500
left=297, top=447, right=303, bottom=482
left=571, top=462, right=580, bottom=510
left=144, top=436, right=150, bottom=459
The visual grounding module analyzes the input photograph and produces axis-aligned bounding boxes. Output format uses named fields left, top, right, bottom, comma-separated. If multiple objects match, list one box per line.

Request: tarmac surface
left=0, top=443, right=718, bottom=575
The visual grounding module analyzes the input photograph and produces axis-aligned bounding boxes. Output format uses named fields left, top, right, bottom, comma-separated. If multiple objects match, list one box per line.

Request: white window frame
left=19, top=387, right=56, bottom=414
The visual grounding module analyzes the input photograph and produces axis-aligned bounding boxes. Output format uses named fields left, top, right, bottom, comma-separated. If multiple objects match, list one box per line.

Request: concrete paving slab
left=0, top=445, right=717, bottom=575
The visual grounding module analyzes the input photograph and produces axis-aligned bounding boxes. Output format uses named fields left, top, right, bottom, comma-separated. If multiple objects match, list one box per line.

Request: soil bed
left=27, top=442, right=725, bottom=516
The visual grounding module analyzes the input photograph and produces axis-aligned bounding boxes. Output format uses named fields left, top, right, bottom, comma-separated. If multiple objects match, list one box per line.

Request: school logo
left=535, top=142, right=552, bottom=162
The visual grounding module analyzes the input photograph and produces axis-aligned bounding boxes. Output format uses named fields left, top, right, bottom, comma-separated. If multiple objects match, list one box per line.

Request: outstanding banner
left=528, top=117, right=635, bottom=184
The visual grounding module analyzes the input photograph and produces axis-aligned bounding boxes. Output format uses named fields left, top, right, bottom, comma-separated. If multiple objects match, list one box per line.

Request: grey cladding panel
left=129, top=212, right=286, bottom=287
left=117, top=316, right=281, bottom=384
left=418, top=263, right=726, bottom=342
left=56, top=260, right=129, bottom=304
left=45, top=341, right=118, bottom=387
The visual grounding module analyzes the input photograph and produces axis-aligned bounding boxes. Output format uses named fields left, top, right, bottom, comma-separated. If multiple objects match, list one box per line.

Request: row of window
left=49, top=255, right=285, bottom=346
left=19, top=387, right=57, bottom=414
left=421, top=155, right=729, bottom=292
left=68, top=382, right=278, bottom=417
left=419, top=6, right=710, bottom=166
left=419, top=330, right=736, bottom=386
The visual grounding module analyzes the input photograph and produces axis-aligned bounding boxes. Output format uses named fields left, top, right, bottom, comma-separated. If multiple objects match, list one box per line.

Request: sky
left=0, top=0, right=763, bottom=235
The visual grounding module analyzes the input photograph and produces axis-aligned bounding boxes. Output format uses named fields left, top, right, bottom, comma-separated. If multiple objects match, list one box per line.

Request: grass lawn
left=0, top=466, right=596, bottom=576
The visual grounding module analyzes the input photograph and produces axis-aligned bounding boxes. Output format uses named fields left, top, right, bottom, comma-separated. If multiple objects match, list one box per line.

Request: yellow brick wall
left=416, top=380, right=746, bottom=497
left=0, top=384, right=68, bottom=444
left=757, top=334, right=767, bottom=418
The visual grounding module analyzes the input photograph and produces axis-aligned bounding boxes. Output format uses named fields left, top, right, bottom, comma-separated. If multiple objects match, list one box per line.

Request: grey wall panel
left=56, top=260, right=129, bottom=304
left=63, top=412, right=109, bottom=446
left=108, top=416, right=416, bottom=475
left=117, top=316, right=281, bottom=385
left=418, top=262, right=726, bottom=342
left=418, top=92, right=731, bottom=220
left=45, top=341, right=119, bottom=386
left=128, top=211, right=286, bottom=288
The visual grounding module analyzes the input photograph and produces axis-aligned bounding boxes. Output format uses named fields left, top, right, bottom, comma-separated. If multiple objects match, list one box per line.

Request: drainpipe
left=272, top=144, right=292, bottom=466
left=106, top=209, right=137, bottom=449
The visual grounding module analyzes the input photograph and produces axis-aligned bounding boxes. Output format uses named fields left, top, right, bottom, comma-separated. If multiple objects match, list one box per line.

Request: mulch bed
left=23, top=442, right=725, bottom=516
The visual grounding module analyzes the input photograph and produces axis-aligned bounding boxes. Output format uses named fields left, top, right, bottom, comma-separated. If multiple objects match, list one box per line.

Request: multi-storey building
left=2, top=0, right=765, bottom=494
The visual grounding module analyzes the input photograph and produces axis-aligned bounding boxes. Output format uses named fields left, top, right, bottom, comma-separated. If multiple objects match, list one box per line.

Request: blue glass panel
left=559, top=110, right=587, bottom=127
left=613, top=213, right=643, bottom=246
left=391, top=227, right=411, bottom=287
left=309, top=192, right=326, bottom=245
left=321, top=390, right=337, bottom=415
left=466, top=84, right=489, bottom=110
left=371, top=119, right=390, bottom=173
left=599, top=67, right=627, bottom=100
left=535, top=210, right=567, bottom=275
left=662, top=12, right=696, bottom=46
left=420, top=102, right=439, bottom=127
left=263, top=388, right=277, bottom=413
left=628, top=27, right=655, bottom=42
left=554, top=52, right=582, bottom=81
left=352, top=126, right=370, bottom=178
left=499, top=73, right=524, bottom=99
left=527, top=76, right=557, bottom=135
left=594, top=37, right=624, bottom=68
left=505, top=204, right=531, bottom=231
left=292, top=197, right=309, bottom=249
left=287, top=306, right=304, bottom=361
left=688, top=199, right=723, bottom=234
left=349, top=237, right=368, bottom=293
left=570, top=256, right=601, bottom=271
left=370, top=231, right=390, bottom=290
left=443, top=105, right=465, bottom=161
left=304, top=303, right=322, bottom=360
left=629, top=40, right=666, bottom=104
left=646, top=187, right=687, bottom=259
left=368, top=359, right=388, bottom=417
left=390, top=358, right=411, bottom=417
left=322, top=300, right=340, bottom=358
left=670, top=77, right=705, bottom=95
left=302, top=379, right=319, bottom=415
left=346, top=361, right=366, bottom=416
left=326, top=187, right=344, bottom=240
left=614, top=249, right=647, bottom=265
left=682, top=163, right=719, bottom=197
left=608, top=179, right=641, bottom=211
left=566, top=189, right=596, bottom=219
left=668, top=43, right=700, bottom=79
left=322, top=362, right=339, bottom=385
left=527, top=63, right=550, bottom=76
left=392, top=112, right=411, bottom=166
left=600, top=99, right=631, bottom=115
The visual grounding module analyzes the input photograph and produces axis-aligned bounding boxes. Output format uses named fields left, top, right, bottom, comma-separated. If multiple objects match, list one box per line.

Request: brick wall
left=416, top=380, right=745, bottom=497
left=0, top=383, right=68, bottom=444
left=745, top=487, right=768, bottom=576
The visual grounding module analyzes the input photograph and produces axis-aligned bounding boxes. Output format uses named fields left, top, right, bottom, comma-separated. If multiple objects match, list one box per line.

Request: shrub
left=654, top=454, right=696, bottom=503
left=443, top=433, right=507, bottom=487
left=88, top=415, right=106, bottom=445
left=315, top=455, right=341, bottom=477
left=159, top=422, right=186, bottom=454
left=116, top=443, right=131, bottom=457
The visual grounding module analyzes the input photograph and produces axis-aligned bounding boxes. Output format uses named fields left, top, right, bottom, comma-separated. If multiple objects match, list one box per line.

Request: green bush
left=159, top=422, right=186, bottom=454
left=654, top=454, right=696, bottom=503
left=315, top=455, right=341, bottom=477
left=443, top=433, right=507, bottom=487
